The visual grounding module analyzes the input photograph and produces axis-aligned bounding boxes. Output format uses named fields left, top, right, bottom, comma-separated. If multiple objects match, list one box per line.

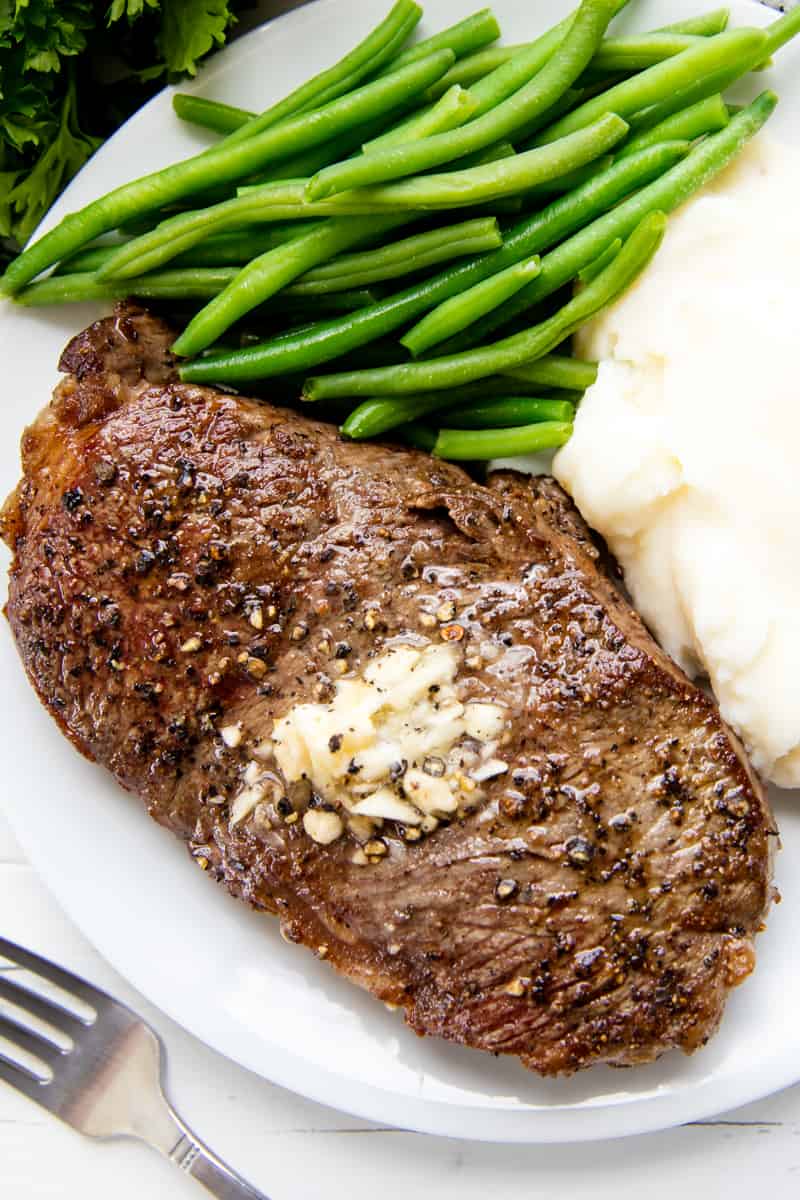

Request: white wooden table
left=3, top=809, right=800, bottom=1196
left=5, top=0, right=800, bottom=1192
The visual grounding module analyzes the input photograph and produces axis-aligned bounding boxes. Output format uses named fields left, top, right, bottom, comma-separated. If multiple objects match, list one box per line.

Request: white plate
left=0, top=0, right=798, bottom=1145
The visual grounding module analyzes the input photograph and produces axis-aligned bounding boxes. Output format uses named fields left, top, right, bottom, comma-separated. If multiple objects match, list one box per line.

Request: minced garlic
left=270, top=643, right=508, bottom=843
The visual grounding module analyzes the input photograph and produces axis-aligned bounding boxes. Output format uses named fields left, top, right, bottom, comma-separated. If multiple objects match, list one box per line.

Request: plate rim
left=2, top=0, right=797, bottom=1144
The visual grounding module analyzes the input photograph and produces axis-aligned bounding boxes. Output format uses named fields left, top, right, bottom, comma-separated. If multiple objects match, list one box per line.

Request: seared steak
left=2, top=304, right=775, bottom=1076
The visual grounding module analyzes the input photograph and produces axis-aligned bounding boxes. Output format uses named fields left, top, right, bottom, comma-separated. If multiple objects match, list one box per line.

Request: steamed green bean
left=171, top=214, right=412, bottom=356
left=433, top=421, right=573, bottom=459
left=383, top=8, right=501, bottom=73
left=396, top=423, right=438, bottom=452
left=656, top=10, right=729, bottom=37
left=342, top=392, right=573, bottom=439
left=503, top=354, right=598, bottom=391
left=364, top=85, right=478, bottom=152
left=291, top=218, right=502, bottom=293
left=307, top=0, right=623, bottom=199
left=173, top=95, right=254, bottom=135
left=434, top=396, right=576, bottom=427
left=402, top=255, right=542, bottom=356
left=343, top=393, right=463, bottom=437
left=617, top=93, right=729, bottom=158
left=446, top=140, right=516, bottom=170
left=425, top=0, right=630, bottom=102
left=302, top=212, right=667, bottom=400
left=425, top=46, right=523, bottom=100
left=589, top=32, right=703, bottom=74
left=16, top=268, right=242, bottom=305
left=624, top=10, right=795, bottom=136
left=56, top=225, right=308, bottom=274
left=534, top=27, right=766, bottom=145
left=1, top=49, right=453, bottom=295
left=349, top=375, right=587, bottom=433
left=763, top=5, right=800, bottom=56
left=450, top=92, right=777, bottom=346
left=177, top=140, right=688, bottom=385
left=222, top=0, right=422, bottom=146
left=16, top=269, right=380, bottom=311
left=577, top=237, right=622, bottom=283
left=317, top=113, right=628, bottom=212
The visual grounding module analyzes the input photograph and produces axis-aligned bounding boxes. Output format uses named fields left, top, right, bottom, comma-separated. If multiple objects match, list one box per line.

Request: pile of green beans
left=2, top=0, right=797, bottom=464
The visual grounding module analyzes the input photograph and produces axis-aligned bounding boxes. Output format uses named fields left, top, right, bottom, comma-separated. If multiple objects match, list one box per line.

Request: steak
left=1, top=304, right=775, bottom=1076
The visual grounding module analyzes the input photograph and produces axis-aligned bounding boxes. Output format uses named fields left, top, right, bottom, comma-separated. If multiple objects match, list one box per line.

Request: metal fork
left=0, top=936, right=267, bottom=1198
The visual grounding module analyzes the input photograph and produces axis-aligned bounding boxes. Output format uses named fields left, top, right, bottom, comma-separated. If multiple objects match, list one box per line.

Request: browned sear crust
left=1, top=304, right=776, bottom=1076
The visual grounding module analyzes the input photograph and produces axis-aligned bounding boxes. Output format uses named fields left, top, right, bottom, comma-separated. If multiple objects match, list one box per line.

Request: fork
left=0, top=936, right=267, bottom=1198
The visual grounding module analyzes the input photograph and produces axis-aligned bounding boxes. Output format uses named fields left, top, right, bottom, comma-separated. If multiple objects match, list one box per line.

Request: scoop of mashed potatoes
left=554, top=137, right=800, bottom=788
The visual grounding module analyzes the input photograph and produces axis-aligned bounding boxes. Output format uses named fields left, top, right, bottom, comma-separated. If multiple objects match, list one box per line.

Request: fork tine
left=0, top=1012, right=66, bottom=1070
left=0, top=975, right=87, bottom=1042
left=0, top=937, right=109, bottom=1011
left=0, top=1052, right=50, bottom=1102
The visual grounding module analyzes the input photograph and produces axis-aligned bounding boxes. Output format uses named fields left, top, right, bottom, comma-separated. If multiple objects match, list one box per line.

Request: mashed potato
left=554, top=137, right=800, bottom=788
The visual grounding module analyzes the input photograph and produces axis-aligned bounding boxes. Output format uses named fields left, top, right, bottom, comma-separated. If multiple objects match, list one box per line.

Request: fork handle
left=168, top=1128, right=269, bottom=1199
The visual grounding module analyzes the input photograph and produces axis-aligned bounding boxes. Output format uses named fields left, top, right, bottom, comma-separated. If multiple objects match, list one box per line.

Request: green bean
left=177, top=140, right=687, bottom=385
left=435, top=396, right=576, bottom=428
left=618, top=94, right=729, bottom=159
left=589, top=32, right=703, bottom=73
left=396, top=423, right=438, bottom=452
left=15, top=268, right=241, bottom=306
left=457, top=92, right=778, bottom=344
left=624, top=9, right=798, bottom=137
left=423, top=11, right=578, bottom=103
left=577, top=237, right=621, bottom=284
left=343, top=393, right=463, bottom=437
left=56, top=225, right=307, bottom=274
left=54, top=243, right=125, bottom=274
left=461, top=4, right=632, bottom=119
left=320, top=114, right=629, bottom=212
left=0, top=50, right=452, bottom=296
left=290, top=218, right=502, bottom=294
left=424, top=5, right=723, bottom=104
left=403, top=256, right=542, bottom=357
left=173, top=95, right=254, bottom=136
left=383, top=9, right=501, bottom=74
left=302, top=212, right=667, bottom=400
left=97, top=182, right=414, bottom=280
left=364, top=85, right=478, bottom=152
left=513, top=88, right=586, bottom=149
left=226, top=110, right=410, bottom=192
left=433, top=421, right=573, bottom=460
left=347, top=376, right=585, bottom=435
left=425, top=46, right=522, bottom=100
left=341, top=392, right=573, bottom=439
left=535, top=28, right=766, bottom=146
left=524, top=156, right=613, bottom=197
left=172, top=214, right=412, bottom=356
left=245, top=124, right=625, bottom=225
left=503, top=354, right=598, bottom=392
left=222, top=0, right=422, bottom=146
left=763, top=5, right=800, bottom=56
left=447, top=140, right=516, bottom=170
left=276, top=290, right=380, bottom=314
left=306, top=0, right=624, bottom=200
left=465, top=19, right=584, bottom=118
left=297, top=18, right=426, bottom=117
left=16, top=267, right=377, bottom=313
left=578, top=237, right=623, bottom=286
left=656, top=10, right=729, bottom=37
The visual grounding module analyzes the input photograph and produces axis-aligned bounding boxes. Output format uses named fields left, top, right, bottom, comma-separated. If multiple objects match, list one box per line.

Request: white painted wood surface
left=3, top=806, right=800, bottom=1196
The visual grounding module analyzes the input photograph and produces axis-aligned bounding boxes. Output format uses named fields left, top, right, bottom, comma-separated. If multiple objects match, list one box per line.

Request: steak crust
left=2, top=304, right=776, bottom=1076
